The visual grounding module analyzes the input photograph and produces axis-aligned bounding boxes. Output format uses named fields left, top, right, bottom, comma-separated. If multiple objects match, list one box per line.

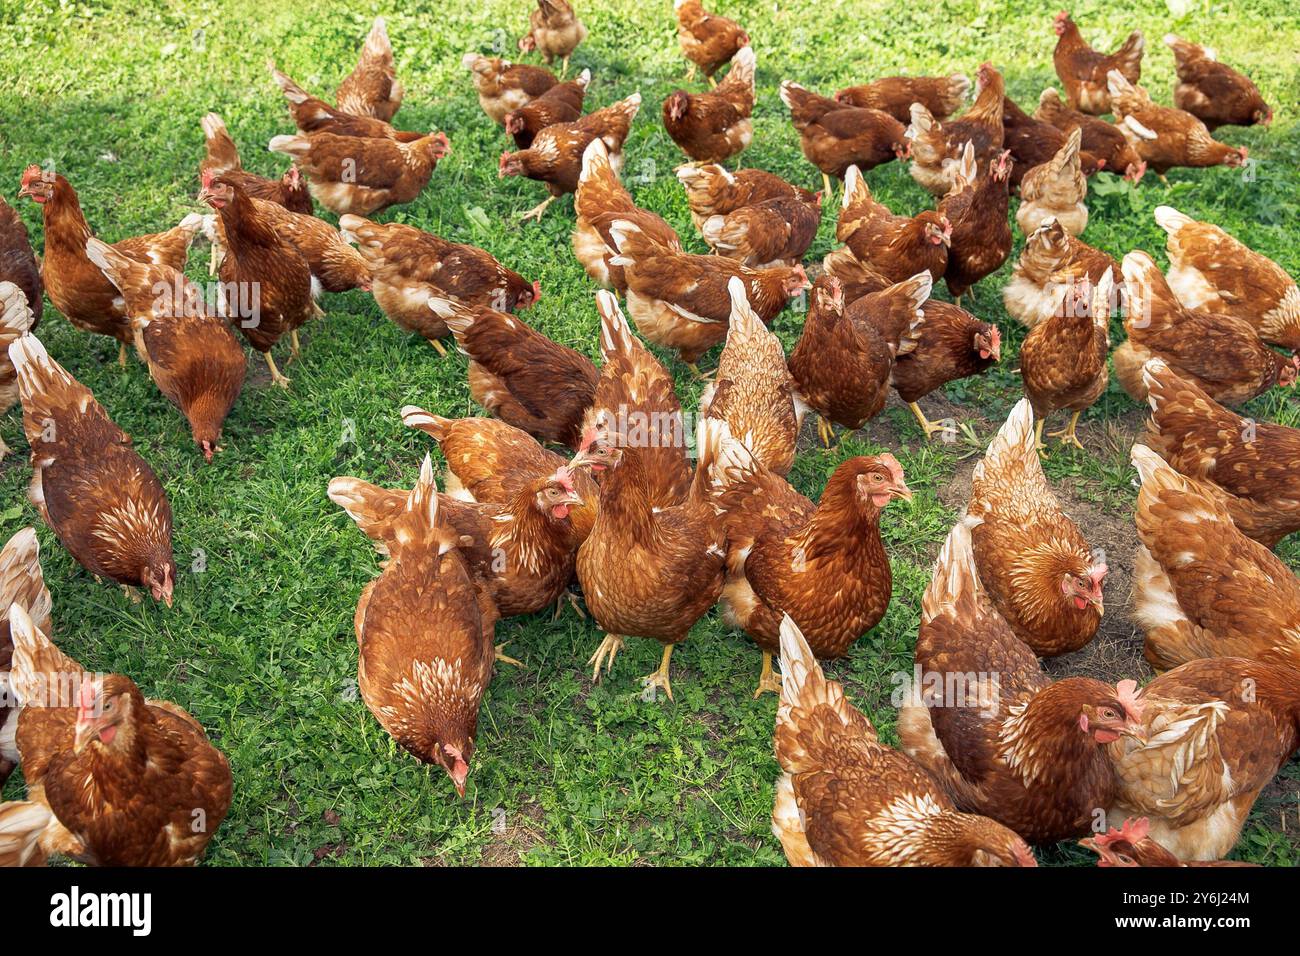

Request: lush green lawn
left=1, top=0, right=1297, bottom=865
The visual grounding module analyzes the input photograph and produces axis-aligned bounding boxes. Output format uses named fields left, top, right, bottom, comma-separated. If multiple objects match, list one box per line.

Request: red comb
left=201, top=169, right=215, bottom=189
left=21, top=164, right=43, bottom=186
left=1119, top=817, right=1150, bottom=843
left=77, top=678, right=98, bottom=721
left=553, top=466, right=577, bottom=495
left=1115, top=679, right=1143, bottom=720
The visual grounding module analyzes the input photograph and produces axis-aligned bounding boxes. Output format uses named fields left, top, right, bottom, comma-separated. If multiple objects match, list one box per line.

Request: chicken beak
left=889, top=481, right=914, bottom=503
left=73, top=719, right=102, bottom=754
left=559, top=492, right=584, bottom=509
left=17, top=182, right=32, bottom=199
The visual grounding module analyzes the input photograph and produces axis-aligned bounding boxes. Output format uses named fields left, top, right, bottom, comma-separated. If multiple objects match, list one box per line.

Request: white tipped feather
left=0, top=282, right=35, bottom=340
left=1153, top=205, right=1193, bottom=237
left=268, top=134, right=309, bottom=156
left=1122, top=115, right=1158, bottom=141
left=842, top=164, right=866, bottom=210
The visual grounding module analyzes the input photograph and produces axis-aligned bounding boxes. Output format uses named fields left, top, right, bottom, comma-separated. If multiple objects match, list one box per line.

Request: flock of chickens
left=0, top=1, right=1295, bottom=868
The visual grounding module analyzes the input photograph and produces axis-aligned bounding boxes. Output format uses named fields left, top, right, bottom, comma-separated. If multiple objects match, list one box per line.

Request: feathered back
left=8, top=602, right=83, bottom=710
left=390, top=456, right=459, bottom=558
left=921, top=521, right=982, bottom=625
left=0, top=800, right=50, bottom=867
left=775, top=614, right=876, bottom=776
left=0, top=282, right=36, bottom=350
left=1121, top=250, right=1182, bottom=336
left=972, top=398, right=1037, bottom=487
left=718, top=45, right=756, bottom=101
left=0, top=528, right=52, bottom=642
left=9, top=332, right=83, bottom=417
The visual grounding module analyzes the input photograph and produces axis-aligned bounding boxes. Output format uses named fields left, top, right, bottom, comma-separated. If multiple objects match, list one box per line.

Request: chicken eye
left=1099, top=708, right=1117, bottom=720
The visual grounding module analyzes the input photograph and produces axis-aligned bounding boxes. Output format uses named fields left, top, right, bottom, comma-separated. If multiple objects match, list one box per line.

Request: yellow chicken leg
left=494, top=643, right=523, bottom=667
left=1033, top=419, right=1047, bottom=454
left=519, top=195, right=556, bottom=223
left=553, top=590, right=586, bottom=622
left=817, top=415, right=835, bottom=448
left=754, top=651, right=782, bottom=698
left=560, top=56, right=570, bottom=78
left=1048, top=410, right=1085, bottom=450
left=685, top=63, right=697, bottom=83
left=908, top=402, right=951, bottom=440
left=822, top=172, right=833, bottom=199
left=642, top=644, right=675, bottom=702
left=426, top=336, right=449, bottom=357
left=117, top=342, right=128, bottom=368
left=264, top=351, right=291, bottom=389
left=289, top=329, right=302, bottom=359
left=588, top=634, right=625, bottom=682
left=685, top=362, right=715, bottom=382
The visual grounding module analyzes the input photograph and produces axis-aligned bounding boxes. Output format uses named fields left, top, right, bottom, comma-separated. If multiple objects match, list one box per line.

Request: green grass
left=1, top=0, right=1297, bottom=866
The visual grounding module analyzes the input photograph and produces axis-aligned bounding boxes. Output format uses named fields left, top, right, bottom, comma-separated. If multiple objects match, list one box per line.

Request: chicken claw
left=908, top=402, right=951, bottom=441
left=494, top=643, right=523, bottom=667
left=641, top=644, right=675, bottom=702
left=263, top=352, right=292, bottom=389
left=519, top=196, right=557, bottom=223
left=685, top=362, right=715, bottom=382
left=1048, top=411, right=1086, bottom=451
left=817, top=415, right=835, bottom=448
left=753, top=651, right=782, bottom=698
left=553, top=590, right=587, bottom=622
left=588, top=634, right=625, bottom=681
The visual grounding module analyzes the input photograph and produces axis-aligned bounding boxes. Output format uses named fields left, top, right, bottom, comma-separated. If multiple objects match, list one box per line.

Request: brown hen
left=711, top=431, right=911, bottom=696
left=966, top=400, right=1106, bottom=656
left=9, top=333, right=176, bottom=606
left=773, top=615, right=1035, bottom=867
left=6, top=604, right=230, bottom=865
left=899, top=520, right=1143, bottom=845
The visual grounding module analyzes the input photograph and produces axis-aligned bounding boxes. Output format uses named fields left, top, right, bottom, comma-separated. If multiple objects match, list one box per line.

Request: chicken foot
left=753, top=651, right=782, bottom=698
left=1047, top=410, right=1085, bottom=450
left=494, top=643, right=523, bottom=667
left=817, top=415, right=836, bottom=448
left=908, top=402, right=952, bottom=441
left=263, top=351, right=291, bottom=389
left=588, top=634, right=625, bottom=681
left=642, top=644, right=675, bottom=702
left=519, top=196, right=557, bottom=223
left=552, top=590, right=586, bottom=622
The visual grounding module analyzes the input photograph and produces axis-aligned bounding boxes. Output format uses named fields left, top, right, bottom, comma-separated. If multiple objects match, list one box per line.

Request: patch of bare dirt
left=479, top=800, right=546, bottom=867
